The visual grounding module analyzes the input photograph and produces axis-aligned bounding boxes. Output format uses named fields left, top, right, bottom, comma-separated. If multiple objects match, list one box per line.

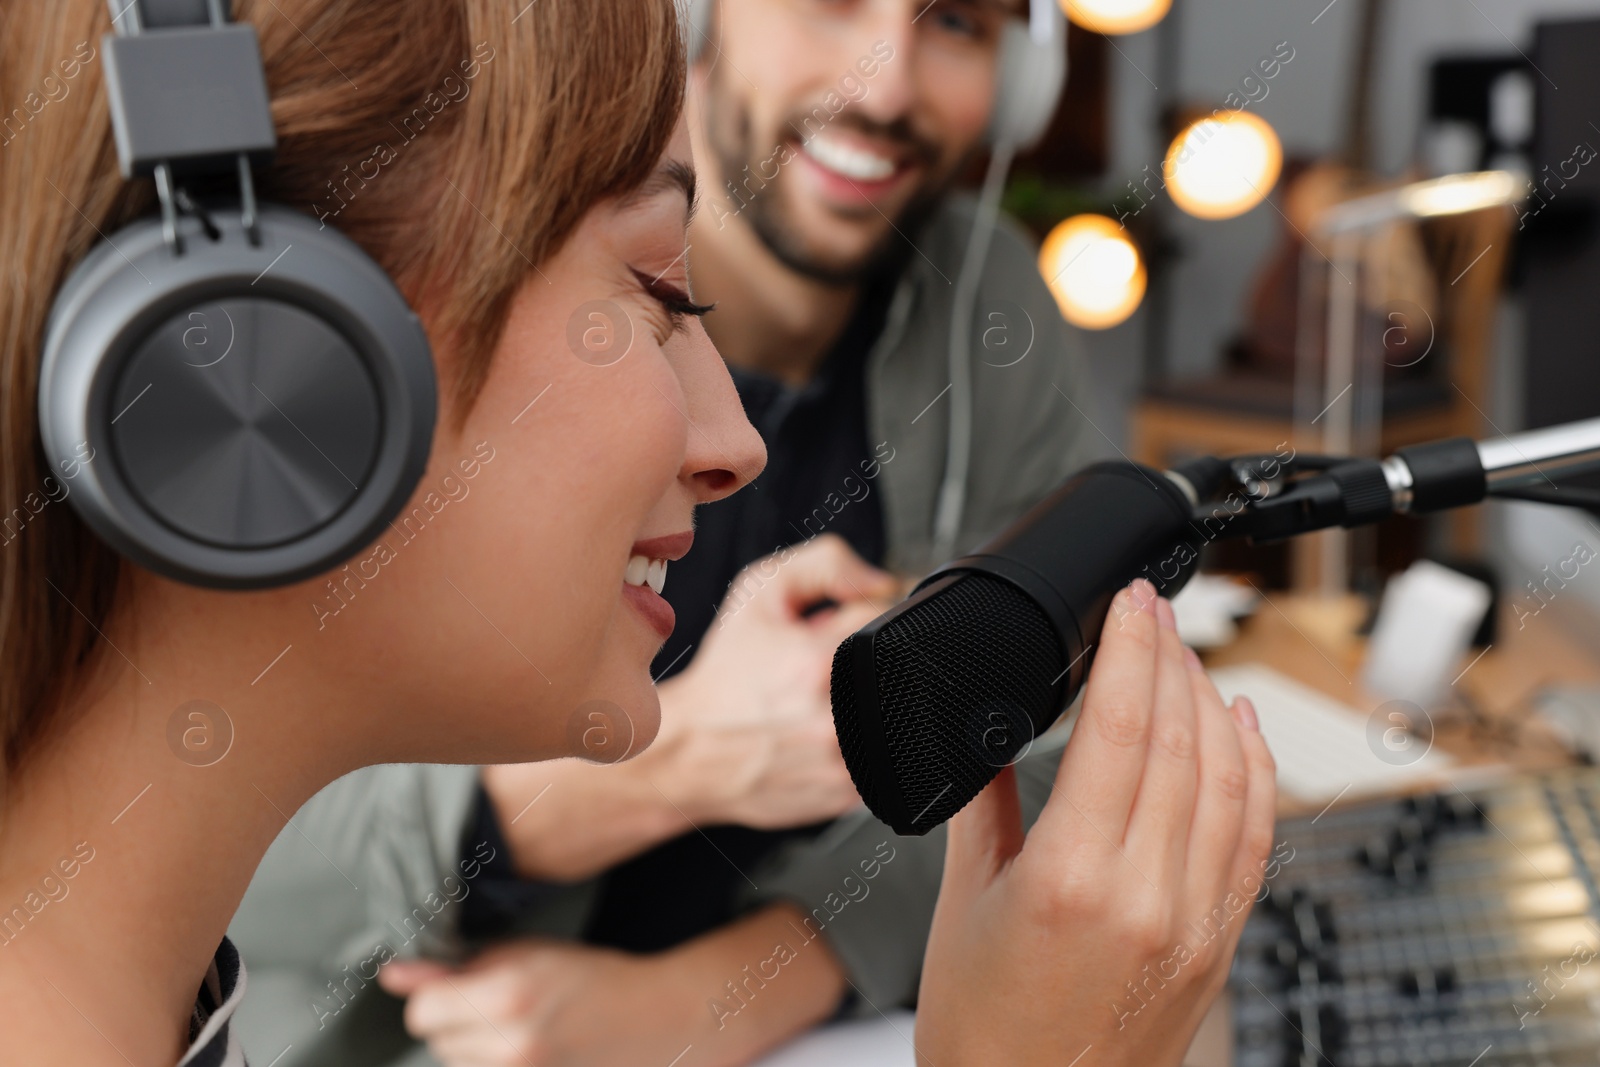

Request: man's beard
left=705, top=81, right=959, bottom=287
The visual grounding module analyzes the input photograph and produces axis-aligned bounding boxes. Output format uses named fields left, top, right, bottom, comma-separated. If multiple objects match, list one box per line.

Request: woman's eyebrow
left=622, top=160, right=698, bottom=223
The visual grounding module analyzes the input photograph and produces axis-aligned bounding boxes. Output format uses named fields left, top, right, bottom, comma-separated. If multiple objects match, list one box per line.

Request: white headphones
left=684, top=0, right=1067, bottom=152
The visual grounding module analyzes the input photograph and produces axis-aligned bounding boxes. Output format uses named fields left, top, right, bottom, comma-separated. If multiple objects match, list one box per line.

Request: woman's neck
left=0, top=590, right=356, bottom=1065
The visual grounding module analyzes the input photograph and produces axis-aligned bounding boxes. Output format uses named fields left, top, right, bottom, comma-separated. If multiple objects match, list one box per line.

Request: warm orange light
left=1039, top=214, right=1146, bottom=330
left=1059, top=0, right=1171, bottom=35
left=1164, top=110, right=1283, bottom=221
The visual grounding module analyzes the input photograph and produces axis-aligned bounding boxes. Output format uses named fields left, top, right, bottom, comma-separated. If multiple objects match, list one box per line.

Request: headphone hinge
left=152, top=163, right=183, bottom=256
left=237, top=154, right=262, bottom=246
left=101, top=13, right=277, bottom=178
left=105, top=0, right=273, bottom=254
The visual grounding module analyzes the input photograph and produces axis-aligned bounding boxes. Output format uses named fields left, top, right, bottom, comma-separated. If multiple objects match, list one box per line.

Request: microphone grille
left=832, top=571, right=1065, bottom=834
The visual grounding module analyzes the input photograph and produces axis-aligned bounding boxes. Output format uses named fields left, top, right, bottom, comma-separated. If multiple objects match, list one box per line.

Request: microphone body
left=832, top=461, right=1199, bottom=835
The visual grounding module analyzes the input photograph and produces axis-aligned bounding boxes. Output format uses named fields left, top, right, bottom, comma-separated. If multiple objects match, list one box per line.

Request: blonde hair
left=0, top=0, right=685, bottom=786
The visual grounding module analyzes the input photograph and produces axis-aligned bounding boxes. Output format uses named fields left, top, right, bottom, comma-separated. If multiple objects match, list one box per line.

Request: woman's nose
left=678, top=326, right=767, bottom=503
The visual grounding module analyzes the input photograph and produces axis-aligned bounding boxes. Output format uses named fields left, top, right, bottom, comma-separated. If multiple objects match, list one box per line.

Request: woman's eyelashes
left=631, top=268, right=714, bottom=337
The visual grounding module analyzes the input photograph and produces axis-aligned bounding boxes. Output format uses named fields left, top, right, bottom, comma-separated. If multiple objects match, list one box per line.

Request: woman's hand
left=915, top=579, right=1276, bottom=1067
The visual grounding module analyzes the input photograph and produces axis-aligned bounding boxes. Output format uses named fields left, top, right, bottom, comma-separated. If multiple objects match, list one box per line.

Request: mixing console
left=1233, top=770, right=1600, bottom=1066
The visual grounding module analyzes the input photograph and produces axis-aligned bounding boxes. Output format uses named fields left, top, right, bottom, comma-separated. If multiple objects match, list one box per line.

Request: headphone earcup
left=989, top=17, right=1068, bottom=150
left=39, top=205, right=436, bottom=589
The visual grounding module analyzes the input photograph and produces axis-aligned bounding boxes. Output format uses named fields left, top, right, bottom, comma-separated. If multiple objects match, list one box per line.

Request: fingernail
left=1156, top=597, right=1176, bottom=631
left=1232, top=696, right=1259, bottom=732
left=1124, top=580, right=1155, bottom=620
left=1183, top=645, right=1202, bottom=671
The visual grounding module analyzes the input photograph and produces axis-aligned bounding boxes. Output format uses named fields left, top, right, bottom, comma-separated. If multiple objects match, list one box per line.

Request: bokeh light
left=1164, top=110, right=1284, bottom=221
left=1400, top=170, right=1521, bottom=218
left=1059, top=0, right=1172, bottom=35
left=1039, top=214, right=1147, bottom=330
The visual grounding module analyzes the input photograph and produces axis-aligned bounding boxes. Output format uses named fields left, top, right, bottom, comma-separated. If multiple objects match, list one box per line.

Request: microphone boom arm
left=1201, top=416, right=1600, bottom=544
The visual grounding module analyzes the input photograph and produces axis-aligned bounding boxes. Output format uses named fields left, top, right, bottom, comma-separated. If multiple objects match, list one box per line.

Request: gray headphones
left=39, top=0, right=436, bottom=590
left=684, top=0, right=1067, bottom=151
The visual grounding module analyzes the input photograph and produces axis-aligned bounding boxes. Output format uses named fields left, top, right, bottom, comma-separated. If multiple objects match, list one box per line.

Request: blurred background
left=1003, top=0, right=1600, bottom=616
left=964, top=10, right=1600, bottom=1062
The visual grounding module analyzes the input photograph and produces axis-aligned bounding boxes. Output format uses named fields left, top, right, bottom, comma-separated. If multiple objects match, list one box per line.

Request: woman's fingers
left=1181, top=649, right=1250, bottom=904
left=1228, top=698, right=1279, bottom=896
left=1166, top=696, right=1277, bottom=982
left=1124, top=597, right=1201, bottom=880
left=943, top=764, right=1025, bottom=908
left=917, top=621, right=1279, bottom=1067
left=1047, top=580, right=1161, bottom=839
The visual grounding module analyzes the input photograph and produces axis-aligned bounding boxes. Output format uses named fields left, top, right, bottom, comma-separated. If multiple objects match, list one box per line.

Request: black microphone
left=832, top=417, right=1600, bottom=837
left=831, top=461, right=1204, bottom=836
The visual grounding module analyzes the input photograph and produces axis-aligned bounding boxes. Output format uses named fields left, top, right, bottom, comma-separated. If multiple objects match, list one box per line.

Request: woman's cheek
left=639, top=345, right=693, bottom=481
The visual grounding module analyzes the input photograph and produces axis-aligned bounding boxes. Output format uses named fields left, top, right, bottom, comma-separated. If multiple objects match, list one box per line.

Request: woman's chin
left=562, top=684, right=660, bottom=764
left=627, top=695, right=663, bottom=755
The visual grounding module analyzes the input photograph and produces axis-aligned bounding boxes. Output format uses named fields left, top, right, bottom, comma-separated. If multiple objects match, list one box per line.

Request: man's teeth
left=801, top=133, right=897, bottom=182
left=625, top=555, right=668, bottom=595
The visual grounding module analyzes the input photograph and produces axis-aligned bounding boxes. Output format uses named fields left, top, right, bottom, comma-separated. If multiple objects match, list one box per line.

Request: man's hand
left=379, top=941, right=671, bottom=1067
left=656, top=533, right=896, bottom=829
left=484, top=534, right=897, bottom=881
left=915, top=580, right=1277, bottom=1066
left=377, top=904, right=847, bottom=1067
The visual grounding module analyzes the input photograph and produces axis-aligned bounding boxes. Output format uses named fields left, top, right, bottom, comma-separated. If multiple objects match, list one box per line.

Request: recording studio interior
left=6, top=1, right=1600, bottom=1066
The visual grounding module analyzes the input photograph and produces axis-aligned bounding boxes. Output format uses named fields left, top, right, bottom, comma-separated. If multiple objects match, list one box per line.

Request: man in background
left=231, top=2, right=1099, bottom=1064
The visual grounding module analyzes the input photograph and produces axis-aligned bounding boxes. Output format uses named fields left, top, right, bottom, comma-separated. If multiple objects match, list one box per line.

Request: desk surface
left=1202, top=592, right=1592, bottom=817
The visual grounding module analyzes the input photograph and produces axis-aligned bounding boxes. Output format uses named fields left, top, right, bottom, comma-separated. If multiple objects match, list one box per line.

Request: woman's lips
left=622, top=530, right=692, bottom=640
left=622, top=582, right=676, bottom=640
left=632, top=531, right=694, bottom=562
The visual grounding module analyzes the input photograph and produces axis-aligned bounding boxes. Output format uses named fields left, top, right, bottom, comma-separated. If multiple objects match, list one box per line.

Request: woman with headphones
left=0, top=2, right=1275, bottom=1065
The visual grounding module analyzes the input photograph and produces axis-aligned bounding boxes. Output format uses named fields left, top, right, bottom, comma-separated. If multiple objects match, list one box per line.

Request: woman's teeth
left=801, top=132, right=897, bottom=182
left=625, top=555, right=668, bottom=595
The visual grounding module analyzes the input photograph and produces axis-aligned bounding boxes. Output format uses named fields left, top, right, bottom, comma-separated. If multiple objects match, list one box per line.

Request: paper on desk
left=1208, top=663, right=1453, bottom=804
left=1362, top=560, right=1492, bottom=708
left=751, top=1011, right=916, bottom=1067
